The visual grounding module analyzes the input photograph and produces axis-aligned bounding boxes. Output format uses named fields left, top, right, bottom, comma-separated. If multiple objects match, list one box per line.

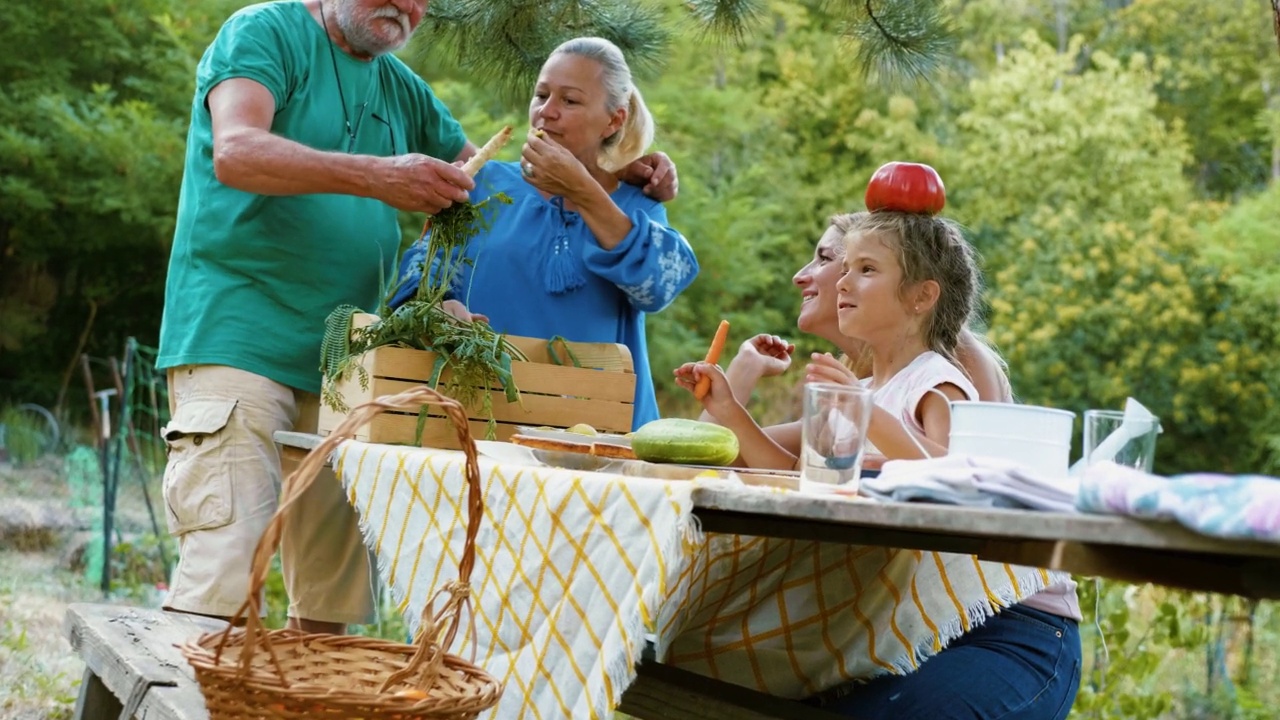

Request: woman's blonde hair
left=549, top=37, right=654, bottom=173
left=829, top=211, right=979, bottom=367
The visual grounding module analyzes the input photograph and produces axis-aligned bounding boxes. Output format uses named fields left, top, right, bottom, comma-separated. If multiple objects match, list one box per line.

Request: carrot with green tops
left=694, top=320, right=730, bottom=400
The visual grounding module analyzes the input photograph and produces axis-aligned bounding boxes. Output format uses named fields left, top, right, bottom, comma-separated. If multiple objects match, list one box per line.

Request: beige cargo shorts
left=160, top=364, right=375, bottom=625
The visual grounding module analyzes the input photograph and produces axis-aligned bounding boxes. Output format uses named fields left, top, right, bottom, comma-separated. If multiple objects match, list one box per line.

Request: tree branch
left=1272, top=0, right=1280, bottom=55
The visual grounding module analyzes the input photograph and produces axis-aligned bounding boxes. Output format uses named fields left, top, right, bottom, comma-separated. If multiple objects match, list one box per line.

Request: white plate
left=475, top=440, right=541, bottom=467
left=515, top=425, right=632, bottom=448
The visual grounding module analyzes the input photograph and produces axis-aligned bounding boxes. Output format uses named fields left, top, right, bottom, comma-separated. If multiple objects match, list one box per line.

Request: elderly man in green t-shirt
left=156, top=0, right=676, bottom=634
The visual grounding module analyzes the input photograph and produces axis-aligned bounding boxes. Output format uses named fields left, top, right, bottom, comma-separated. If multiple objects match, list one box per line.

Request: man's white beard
left=335, top=1, right=413, bottom=57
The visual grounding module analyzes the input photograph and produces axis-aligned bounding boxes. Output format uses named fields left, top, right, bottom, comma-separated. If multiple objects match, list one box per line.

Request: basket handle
left=215, top=386, right=486, bottom=687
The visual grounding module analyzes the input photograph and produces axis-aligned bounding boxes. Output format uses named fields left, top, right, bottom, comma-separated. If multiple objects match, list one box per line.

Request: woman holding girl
left=675, top=210, right=1081, bottom=719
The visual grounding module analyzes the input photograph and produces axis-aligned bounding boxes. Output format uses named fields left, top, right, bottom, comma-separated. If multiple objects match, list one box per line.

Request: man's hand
left=618, top=152, right=678, bottom=202
left=375, top=154, right=474, bottom=214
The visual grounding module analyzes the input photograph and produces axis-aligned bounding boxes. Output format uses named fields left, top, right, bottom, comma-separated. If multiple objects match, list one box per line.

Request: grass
left=0, top=405, right=59, bottom=467
left=0, top=553, right=98, bottom=720
left=0, top=448, right=174, bottom=718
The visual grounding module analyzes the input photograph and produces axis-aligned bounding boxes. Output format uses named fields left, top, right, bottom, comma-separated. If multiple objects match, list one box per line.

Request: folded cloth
left=1076, top=461, right=1280, bottom=544
left=861, top=455, right=1078, bottom=513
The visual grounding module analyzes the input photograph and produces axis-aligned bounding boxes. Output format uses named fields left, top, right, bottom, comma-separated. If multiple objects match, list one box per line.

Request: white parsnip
left=461, top=125, right=514, bottom=178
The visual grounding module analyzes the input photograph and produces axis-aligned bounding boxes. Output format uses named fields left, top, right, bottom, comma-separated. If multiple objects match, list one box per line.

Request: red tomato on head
left=864, top=162, right=946, bottom=215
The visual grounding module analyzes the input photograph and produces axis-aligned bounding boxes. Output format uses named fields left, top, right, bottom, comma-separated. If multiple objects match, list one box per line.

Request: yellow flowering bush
left=987, top=206, right=1275, bottom=474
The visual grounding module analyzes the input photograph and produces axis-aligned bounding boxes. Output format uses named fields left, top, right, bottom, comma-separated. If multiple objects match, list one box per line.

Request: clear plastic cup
left=1083, top=409, right=1160, bottom=473
left=799, top=383, right=874, bottom=493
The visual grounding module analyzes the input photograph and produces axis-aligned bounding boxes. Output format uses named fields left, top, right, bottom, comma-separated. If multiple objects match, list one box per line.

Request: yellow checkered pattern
left=336, top=441, right=1063, bottom=717
left=656, top=535, right=1059, bottom=697
left=337, top=441, right=699, bottom=720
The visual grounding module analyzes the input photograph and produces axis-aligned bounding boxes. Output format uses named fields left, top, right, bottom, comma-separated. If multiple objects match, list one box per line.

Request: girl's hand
left=673, top=361, right=700, bottom=392
left=521, top=130, right=592, bottom=198
left=863, top=453, right=889, bottom=471
left=674, top=361, right=742, bottom=419
left=737, top=334, right=795, bottom=378
left=804, top=352, right=859, bottom=386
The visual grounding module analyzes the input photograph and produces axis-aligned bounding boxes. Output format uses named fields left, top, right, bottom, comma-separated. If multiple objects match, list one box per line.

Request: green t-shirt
left=157, top=1, right=466, bottom=393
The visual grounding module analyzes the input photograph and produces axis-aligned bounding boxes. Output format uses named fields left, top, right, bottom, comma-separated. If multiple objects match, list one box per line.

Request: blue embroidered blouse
left=389, top=161, right=699, bottom=429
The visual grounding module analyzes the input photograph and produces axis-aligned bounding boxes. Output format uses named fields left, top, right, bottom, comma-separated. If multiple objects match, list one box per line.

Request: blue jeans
left=808, top=604, right=1082, bottom=720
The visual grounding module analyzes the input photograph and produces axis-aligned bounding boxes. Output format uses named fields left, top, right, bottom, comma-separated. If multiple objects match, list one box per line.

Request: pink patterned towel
left=1076, top=462, right=1280, bottom=544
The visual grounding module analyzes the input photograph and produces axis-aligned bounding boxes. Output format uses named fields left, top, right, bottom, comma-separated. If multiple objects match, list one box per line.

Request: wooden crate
left=317, top=314, right=636, bottom=448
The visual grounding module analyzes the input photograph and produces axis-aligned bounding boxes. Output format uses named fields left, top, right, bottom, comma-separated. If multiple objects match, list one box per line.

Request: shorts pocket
left=162, top=397, right=238, bottom=535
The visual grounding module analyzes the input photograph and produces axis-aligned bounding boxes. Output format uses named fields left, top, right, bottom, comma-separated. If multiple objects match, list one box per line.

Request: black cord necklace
left=319, top=0, right=367, bottom=150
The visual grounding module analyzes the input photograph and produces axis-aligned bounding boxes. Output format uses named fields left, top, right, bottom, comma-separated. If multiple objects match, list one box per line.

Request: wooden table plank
left=690, top=486, right=1280, bottom=559
left=65, top=604, right=226, bottom=720
left=277, top=429, right=326, bottom=453
left=694, top=508, right=1280, bottom=599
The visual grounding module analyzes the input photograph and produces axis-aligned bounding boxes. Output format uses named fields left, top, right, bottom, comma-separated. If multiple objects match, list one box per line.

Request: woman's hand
left=520, top=130, right=593, bottom=198
left=804, top=352, right=859, bottom=386
left=440, top=299, right=488, bottom=324
left=737, top=334, right=795, bottom=379
left=674, top=361, right=743, bottom=420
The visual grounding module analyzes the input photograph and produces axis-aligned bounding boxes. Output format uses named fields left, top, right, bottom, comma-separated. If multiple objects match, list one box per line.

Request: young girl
left=676, top=210, right=1082, bottom=720
left=677, top=210, right=981, bottom=466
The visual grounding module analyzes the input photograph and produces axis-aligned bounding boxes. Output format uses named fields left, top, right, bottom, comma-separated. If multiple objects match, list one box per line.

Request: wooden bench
left=66, top=603, right=842, bottom=720
left=65, top=603, right=224, bottom=720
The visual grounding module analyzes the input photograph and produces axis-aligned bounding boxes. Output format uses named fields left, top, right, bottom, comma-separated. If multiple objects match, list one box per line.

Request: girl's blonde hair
left=829, top=211, right=979, bottom=367
left=549, top=37, right=654, bottom=173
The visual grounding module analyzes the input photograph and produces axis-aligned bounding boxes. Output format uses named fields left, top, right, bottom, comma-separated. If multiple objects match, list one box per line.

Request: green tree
left=950, top=32, right=1190, bottom=243
left=986, top=206, right=1274, bottom=474
left=0, top=0, right=209, bottom=408
left=1200, top=183, right=1280, bottom=472
left=1101, top=0, right=1280, bottom=197
left=953, top=33, right=1275, bottom=473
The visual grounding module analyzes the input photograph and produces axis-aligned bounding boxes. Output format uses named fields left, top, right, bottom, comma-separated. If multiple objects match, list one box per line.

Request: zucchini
left=631, top=418, right=739, bottom=466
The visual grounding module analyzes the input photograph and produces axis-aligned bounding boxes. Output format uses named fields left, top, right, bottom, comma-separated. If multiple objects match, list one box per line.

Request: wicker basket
left=181, top=387, right=504, bottom=719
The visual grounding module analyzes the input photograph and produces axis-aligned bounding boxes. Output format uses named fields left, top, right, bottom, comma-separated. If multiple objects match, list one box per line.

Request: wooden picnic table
left=276, top=431, right=1280, bottom=601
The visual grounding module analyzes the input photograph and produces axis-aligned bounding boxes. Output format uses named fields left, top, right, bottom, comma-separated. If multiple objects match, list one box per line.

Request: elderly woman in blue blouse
left=389, top=37, right=698, bottom=429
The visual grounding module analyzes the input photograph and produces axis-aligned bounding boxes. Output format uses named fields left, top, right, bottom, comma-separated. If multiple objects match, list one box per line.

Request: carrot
left=694, top=320, right=730, bottom=400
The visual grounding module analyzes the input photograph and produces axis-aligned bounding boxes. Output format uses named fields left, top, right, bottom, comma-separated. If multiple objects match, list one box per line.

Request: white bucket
left=948, top=401, right=1076, bottom=479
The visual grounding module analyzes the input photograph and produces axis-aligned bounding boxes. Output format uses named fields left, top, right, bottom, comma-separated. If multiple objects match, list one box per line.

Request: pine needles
left=410, top=0, right=956, bottom=98
left=839, top=0, right=957, bottom=87
left=684, top=0, right=767, bottom=46
left=410, top=0, right=669, bottom=103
